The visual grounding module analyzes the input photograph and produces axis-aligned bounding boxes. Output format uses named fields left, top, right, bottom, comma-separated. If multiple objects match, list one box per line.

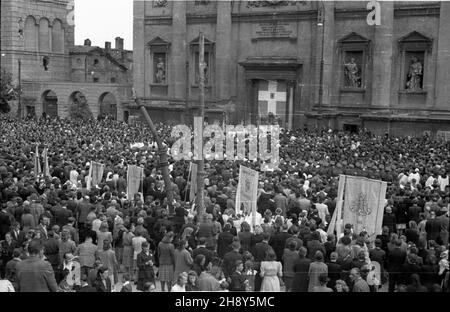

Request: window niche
left=338, top=32, right=370, bottom=92
left=397, top=31, right=432, bottom=107
left=147, top=36, right=170, bottom=96
left=398, top=31, right=432, bottom=93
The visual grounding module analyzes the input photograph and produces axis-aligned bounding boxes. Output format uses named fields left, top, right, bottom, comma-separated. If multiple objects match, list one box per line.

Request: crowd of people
left=0, top=114, right=449, bottom=292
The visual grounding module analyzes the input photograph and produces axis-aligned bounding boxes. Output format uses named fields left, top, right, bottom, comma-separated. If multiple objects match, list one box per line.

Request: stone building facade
left=133, top=0, right=450, bottom=136
left=1, top=0, right=133, bottom=121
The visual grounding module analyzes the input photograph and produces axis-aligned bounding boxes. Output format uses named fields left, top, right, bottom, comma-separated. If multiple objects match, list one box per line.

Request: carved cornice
left=232, top=10, right=316, bottom=23
left=335, top=3, right=440, bottom=20
left=246, top=1, right=304, bottom=8
left=187, top=14, right=217, bottom=24
left=145, top=16, right=172, bottom=25
left=394, top=4, right=440, bottom=17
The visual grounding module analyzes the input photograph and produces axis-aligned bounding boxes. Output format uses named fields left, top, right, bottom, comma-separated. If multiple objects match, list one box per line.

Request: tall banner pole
left=335, top=174, right=346, bottom=243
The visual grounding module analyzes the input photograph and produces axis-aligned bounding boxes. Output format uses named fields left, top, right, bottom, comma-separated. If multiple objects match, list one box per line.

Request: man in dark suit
left=387, top=239, right=407, bottom=292
left=217, top=224, right=234, bottom=259
left=9, top=222, right=24, bottom=245
left=222, top=241, right=243, bottom=279
left=292, top=247, right=311, bottom=292
left=93, top=266, right=112, bottom=292
left=408, top=199, right=422, bottom=224
left=54, top=202, right=72, bottom=228
left=15, top=240, right=58, bottom=292
left=425, top=211, right=441, bottom=242
left=382, top=207, right=397, bottom=234
left=253, top=233, right=272, bottom=291
left=0, top=204, right=13, bottom=241
left=36, top=215, right=50, bottom=243
left=192, top=237, right=214, bottom=267
left=306, top=231, right=326, bottom=260
left=116, top=173, right=127, bottom=195
left=43, top=230, right=60, bottom=278
left=269, top=224, right=291, bottom=261
left=326, top=252, right=342, bottom=289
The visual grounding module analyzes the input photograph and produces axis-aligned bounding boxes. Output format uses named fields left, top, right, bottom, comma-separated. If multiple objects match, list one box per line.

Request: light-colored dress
left=122, top=231, right=134, bottom=268
left=260, top=261, right=282, bottom=292
left=96, top=231, right=112, bottom=251
left=173, top=249, right=193, bottom=284
left=308, top=261, right=328, bottom=292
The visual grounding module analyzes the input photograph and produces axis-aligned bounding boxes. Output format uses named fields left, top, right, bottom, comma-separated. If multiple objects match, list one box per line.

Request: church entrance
left=41, top=90, right=58, bottom=118
left=256, top=79, right=291, bottom=128
left=239, top=57, right=302, bottom=129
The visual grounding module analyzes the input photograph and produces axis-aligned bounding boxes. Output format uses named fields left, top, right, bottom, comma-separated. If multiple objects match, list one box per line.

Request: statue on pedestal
left=406, top=56, right=423, bottom=91
left=155, top=58, right=166, bottom=84
left=344, top=58, right=361, bottom=88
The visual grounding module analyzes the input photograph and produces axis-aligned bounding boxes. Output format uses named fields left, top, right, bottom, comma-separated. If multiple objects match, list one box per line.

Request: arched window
left=24, top=16, right=37, bottom=51
left=39, top=18, right=51, bottom=52
left=52, top=19, right=64, bottom=53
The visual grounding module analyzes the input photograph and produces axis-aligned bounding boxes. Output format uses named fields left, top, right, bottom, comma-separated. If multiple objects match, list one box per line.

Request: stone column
left=371, top=1, right=394, bottom=108
left=287, top=81, right=295, bottom=130
left=435, top=2, right=450, bottom=109
left=172, top=1, right=187, bottom=99
left=215, top=1, right=232, bottom=101
left=322, top=1, right=334, bottom=108
left=133, top=0, right=145, bottom=97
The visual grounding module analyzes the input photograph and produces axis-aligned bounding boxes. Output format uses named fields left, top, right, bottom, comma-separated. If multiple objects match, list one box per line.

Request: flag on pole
left=189, top=163, right=198, bottom=203
left=86, top=165, right=93, bottom=191
left=43, top=147, right=50, bottom=177
left=127, top=165, right=143, bottom=200
left=34, top=145, right=41, bottom=179
left=90, top=162, right=105, bottom=188
left=328, top=175, right=387, bottom=241
left=235, top=166, right=259, bottom=230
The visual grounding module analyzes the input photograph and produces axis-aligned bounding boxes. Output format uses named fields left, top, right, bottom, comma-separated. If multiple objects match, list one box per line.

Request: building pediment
left=147, top=36, right=171, bottom=53
left=338, top=32, right=370, bottom=45
left=147, top=36, right=171, bottom=47
left=189, top=36, right=214, bottom=46
left=398, top=31, right=432, bottom=51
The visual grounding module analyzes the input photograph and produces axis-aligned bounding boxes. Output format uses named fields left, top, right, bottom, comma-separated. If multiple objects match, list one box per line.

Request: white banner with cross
left=258, top=80, right=287, bottom=118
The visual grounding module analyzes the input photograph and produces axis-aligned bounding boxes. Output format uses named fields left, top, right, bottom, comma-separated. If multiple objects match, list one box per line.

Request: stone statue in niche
left=406, top=56, right=423, bottom=91
left=344, top=58, right=361, bottom=88
left=155, top=57, right=166, bottom=84
left=153, top=0, right=168, bottom=8
left=18, top=17, right=23, bottom=38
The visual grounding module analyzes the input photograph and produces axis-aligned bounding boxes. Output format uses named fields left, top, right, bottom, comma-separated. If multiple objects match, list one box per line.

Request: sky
left=74, top=0, right=134, bottom=50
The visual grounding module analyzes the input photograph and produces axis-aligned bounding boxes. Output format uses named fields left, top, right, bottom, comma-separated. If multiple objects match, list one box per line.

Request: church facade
left=1, top=0, right=133, bottom=121
left=133, top=0, right=450, bottom=136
